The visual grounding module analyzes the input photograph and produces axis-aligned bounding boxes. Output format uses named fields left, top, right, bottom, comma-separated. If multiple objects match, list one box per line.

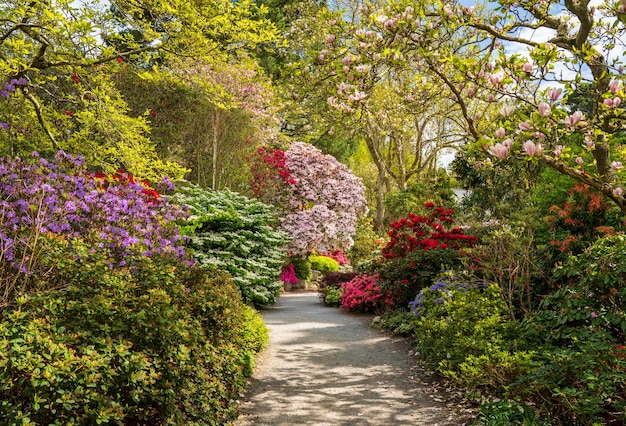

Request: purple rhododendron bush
left=0, top=151, right=187, bottom=306
left=0, top=152, right=268, bottom=423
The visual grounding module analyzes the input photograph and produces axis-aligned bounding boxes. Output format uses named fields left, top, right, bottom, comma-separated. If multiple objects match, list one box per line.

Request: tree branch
left=21, top=87, right=61, bottom=151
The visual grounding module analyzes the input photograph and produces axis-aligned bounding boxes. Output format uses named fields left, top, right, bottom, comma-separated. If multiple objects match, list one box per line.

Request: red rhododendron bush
left=373, top=203, right=477, bottom=305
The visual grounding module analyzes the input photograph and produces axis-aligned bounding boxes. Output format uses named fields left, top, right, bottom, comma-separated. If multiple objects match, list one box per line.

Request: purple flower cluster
left=0, top=151, right=189, bottom=276
left=1, top=77, right=27, bottom=98
left=409, top=276, right=481, bottom=317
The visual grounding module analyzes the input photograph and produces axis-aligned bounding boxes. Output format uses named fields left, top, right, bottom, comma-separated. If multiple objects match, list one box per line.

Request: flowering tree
left=306, top=0, right=626, bottom=214
left=251, top=141, right=367, bottom=256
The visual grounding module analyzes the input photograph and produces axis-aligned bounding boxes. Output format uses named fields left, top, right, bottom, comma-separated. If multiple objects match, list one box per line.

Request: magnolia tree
left=251, top=141, right=368, bottom=256
left=310, top=0, right=626, bottom=214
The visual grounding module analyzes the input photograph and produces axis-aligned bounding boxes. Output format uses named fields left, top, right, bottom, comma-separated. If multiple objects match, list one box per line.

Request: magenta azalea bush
left=0, top=151, right=188, bottom=305
left=251, top=142, right=367, bottom=256
left=340, top=274, right=394, bottom=314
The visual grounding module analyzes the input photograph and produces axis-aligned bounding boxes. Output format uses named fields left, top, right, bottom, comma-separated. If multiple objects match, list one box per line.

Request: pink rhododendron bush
left=340, top=274, right=394, bottom=314
left=250, top=142, right=367, bottom=256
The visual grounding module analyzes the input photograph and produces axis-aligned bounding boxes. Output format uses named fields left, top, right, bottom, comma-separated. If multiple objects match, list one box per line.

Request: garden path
left=235, top=292, right=474, bottom=426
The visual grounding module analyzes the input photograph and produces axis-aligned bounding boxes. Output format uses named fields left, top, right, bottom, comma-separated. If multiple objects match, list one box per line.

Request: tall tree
left=0, top=0, right=277, bottom=179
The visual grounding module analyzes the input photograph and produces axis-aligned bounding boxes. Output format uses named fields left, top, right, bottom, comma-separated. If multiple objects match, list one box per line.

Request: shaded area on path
left=235, top=292, right=470, bottom=426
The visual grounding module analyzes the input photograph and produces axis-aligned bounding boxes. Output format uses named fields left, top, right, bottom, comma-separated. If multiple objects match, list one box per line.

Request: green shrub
left=0, top=237, right=265, bottom=425
left=377, top=308, right=416, bottom=336
left=309, top=255, right=340, bottom=273
left=172, top=183, right=289, bottom=305
left=472, top=400, right=551, bottom=426
left=324, top=287, right=343, bottom=307
left=411, top=273, right=534, bottom=391
left=518, top=235, right=626, bottom=423
left=317, top=271, right=358, bottom=306
left=289, top=256, right=312, bottom=281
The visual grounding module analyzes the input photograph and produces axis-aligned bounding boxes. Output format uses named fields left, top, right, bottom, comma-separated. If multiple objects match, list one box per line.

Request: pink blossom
left=604, top=98, right=614, bottom=107
left=342, top=55, right=352, bottom=65
left=495, top=127, right=506, bottom=139
left=518, top=121, right=532, bottom=131
left=549, top=87, right=563, bottom=101
left=534, top=132, right=546, bottom=139
left=538, top=102, right=551, bottom=117
left=612, top=161, right=623, bottom=170
left=500, top=105, right=515, bottom=117
left=502, top=138, right=513, bottom=149
left=343, top=65, right=350, bottom=74
left=523, top=62, right=533, bottom=73
left=562, top=110, right=585, bottom=127
left=488, top=94, right=495, bottom=102
left=326, top=34, right=336, bottom=43
left=585, top=137, right=595, bottom=148
left=610, top=80, right=621, bottom=94
left=576, top=156, right=584, bottom=165
left=488, top=72, right=505, bottom=86
left=614, top=97, right=622, bottom=108
left=553, top=145, right=564, bottom=157
left=614, top=187, right=623, bottom=196
left=488, top=143, right=510, bottom=160
left=522, top=140, right=543, bottom=156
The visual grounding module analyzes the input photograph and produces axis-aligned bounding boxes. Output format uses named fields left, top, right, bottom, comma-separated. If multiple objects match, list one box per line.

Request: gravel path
left=235, top=292, right=473, bottom=426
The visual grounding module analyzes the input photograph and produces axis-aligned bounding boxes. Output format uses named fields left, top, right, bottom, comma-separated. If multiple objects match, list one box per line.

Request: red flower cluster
left=382, top=203, right=477, bottom=259
left=249, top=146, right=296, bottom=198
left=93, top=170, right=161, bottom=204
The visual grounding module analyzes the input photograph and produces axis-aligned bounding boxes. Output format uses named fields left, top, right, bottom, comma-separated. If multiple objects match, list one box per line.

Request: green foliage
left=412, top=274, right=534, bottom=391
left=377, top=308, right=416, bottom=336
left=172, top=183, right=289, bottom=306
left=324, top=287, right=343, bottom=307
left=518, top=235, right=626, bottom=422
left=308, top=255, right=339, bottom=273
left=384, top=179, right=455, bottom=227
left=376, top=248, right=462, bottom=305
left=0, top=237, right=267, bottom=424
left=288, top=256, right=312, bottom=281
left=472, top=400, right=551, bottom=426
left=348, top=216, right=383, bottom=268
left=317, top=271, right=358, bottom=306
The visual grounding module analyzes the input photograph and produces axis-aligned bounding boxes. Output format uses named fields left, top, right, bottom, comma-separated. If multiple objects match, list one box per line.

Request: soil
left=235, top=292, right=477, bottom=426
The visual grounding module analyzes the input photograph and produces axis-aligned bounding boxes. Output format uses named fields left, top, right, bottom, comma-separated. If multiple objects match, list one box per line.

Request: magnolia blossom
left=562, top=110, right=585, bottom=127
left=518, top=121, right=532, bottom=131
left=488, top=72, right=505, bottom=86
left=502, top=138, right=513, bottom=149
left=326, top=35, right=336, bottom=43
left=553, top=145, right=564, bottom=157
left=523, top=62, right=533, bottom=73
left=495, top=127, right=506, bottom=139
left=612, top=161, right=623, bottom=170
left=615, top=97, right=622, bottom=108
left=549, top=87, right=563, bottom=101
left=499, top=105, right=515, bottom=117
left=488, top=143, right=510, bottom=160
left=538, top=102, right=551, bottom=117
left=610, top=80, right=621, bottom=94
left=584, top=136, right=595, bottom=148
left=522, top=140, right=543, bottom=156
left=576, top=156, right=584, bottom=165
left=615, top=187, right=623, bottom=196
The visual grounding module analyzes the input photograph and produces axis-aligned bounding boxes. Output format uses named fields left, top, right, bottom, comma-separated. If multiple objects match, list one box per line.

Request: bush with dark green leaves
left=317, top=272, right=358, bottom=306
left=0, top=236, right=268, bottom=425
left=173, top=183, right=289, bottom=305
left=518, top=235, right=626, bottom=423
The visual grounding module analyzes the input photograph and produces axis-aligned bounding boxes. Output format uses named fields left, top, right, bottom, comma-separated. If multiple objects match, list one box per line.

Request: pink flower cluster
left=340, top=274, right=394, bottom=313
